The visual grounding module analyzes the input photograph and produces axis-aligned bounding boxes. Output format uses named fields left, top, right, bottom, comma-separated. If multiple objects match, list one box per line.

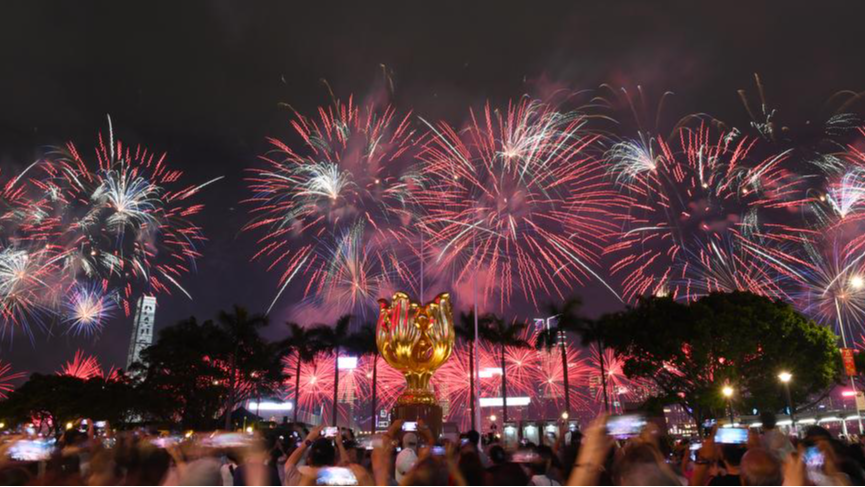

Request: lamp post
left=778, top=371, right=795, bottom=433
left=722, top=385, right=735, bottom=424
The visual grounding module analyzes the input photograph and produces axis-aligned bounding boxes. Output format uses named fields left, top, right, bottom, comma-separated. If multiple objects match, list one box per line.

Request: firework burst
left=244, top=97, right=422, bottom=313
left=420, top=98, right=624, bottom=308
left=795, top=237, right=865, bottom=345
left=57, top=349, right=103, bottom=380
left=587, top=346, right=650, bottom=413
left=63, top=282, right=117, bottom=336
left=38, top=118, right=220, bottom=313
left=0, top=361, right=25, bottom=398
left=607, top=122, right=808, bottom=302
left=0, top=245, right=64, bottom=336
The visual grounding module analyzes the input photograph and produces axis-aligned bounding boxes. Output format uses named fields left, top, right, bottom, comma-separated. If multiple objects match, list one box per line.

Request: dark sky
left=1, top=1, right=865, bottom=376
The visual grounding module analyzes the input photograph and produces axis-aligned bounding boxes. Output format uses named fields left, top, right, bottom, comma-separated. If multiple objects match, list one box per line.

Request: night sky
left=2, top=1, right=865, bottom=376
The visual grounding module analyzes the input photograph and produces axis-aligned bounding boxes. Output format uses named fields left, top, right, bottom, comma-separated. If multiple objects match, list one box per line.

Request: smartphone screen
left=204, top=433, right=251, bottom=448
left=714, top=427, right=748, bottom=444
left=431, top=445, right=446, bottom=456
left=324, top=426, right=339, bottom=438
left=511, top=449, right=541, bottom=463
left=316, top=466, right=358, bottom=486
left=689, top=442, right=701, bottom=461
left=804, top=446, right=824, bottom=471
left=9, top=440, right=53, bottom=461
left=402, top=421, right=417, bottom=432
left=606, top=413, right=647, bottom=440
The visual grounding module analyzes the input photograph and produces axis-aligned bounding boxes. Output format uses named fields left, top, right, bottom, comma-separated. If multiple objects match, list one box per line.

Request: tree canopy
left=596, top=291, right=843, bottom=426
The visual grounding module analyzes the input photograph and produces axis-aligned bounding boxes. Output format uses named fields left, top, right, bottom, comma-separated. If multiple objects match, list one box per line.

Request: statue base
left=391, top=403, right=443, bottom=439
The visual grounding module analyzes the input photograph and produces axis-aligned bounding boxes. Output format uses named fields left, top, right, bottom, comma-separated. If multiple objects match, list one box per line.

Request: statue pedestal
left=391, top=403, right=443, bottom=439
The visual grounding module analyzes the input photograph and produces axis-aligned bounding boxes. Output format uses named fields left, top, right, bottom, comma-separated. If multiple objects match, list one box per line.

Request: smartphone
left=94, top=421, right=106, bottom=429
left=714, top=427, right=748, bottom=444
left=9, top=440, right=53, bottom=461
left=204, top=433, right=252, bottom=448
left=511, top=449, right=541, bottom=463
left=606, top=413, right=647, bottom=440
left=460, top=437, right=469, bottom=446
left=402, top=421, right=418, bottom=432
left=324, top=426, right=339, bottom=438
left=804, top=446, right=824, bottom=471
left=689, top=442, right=701, bottom=461
left=316, top=466, right=358, bottom=486
left=431, top=445, right=446, bottom=456
left=150, top=436, right=181, bottom=449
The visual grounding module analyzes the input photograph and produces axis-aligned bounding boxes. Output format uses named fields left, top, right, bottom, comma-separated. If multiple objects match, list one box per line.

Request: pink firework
left=0, top=244, right=65, bottom=336
left=356, top=355, right=405, bottom=413
left=531, top=342, right=593, bottom=412
left=432, top=341, right=501, bottom=428
left=0, top=361, right=25, bottom=398
left=607, top=123, right=809, bottom=302
left=38, top=120, right=220, bottom=314
left=244, top=97, right=422, bottom=314
left=419, top=98, right=625, bottom=308
left=57, top=349, right=103, bottom=380
left=282, top=352, right=365, bottom=424
left=587, top=346, right=650, bottom=412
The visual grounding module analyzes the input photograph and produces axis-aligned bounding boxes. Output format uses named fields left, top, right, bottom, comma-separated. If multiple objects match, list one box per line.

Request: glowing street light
left=778, top=371, right=795, bottom=432
left=722, top=385, right=735, bottom=423
left=561, top=411, right=569, bottom=420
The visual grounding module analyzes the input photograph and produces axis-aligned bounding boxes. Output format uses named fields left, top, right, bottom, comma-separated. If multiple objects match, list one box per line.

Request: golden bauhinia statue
left=376, top=292, right=454, bottom=434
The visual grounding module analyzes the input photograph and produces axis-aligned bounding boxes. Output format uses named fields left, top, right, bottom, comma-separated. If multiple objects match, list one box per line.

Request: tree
left=137, top=317, right=228, bottom=430
left=316, top=315, right=353, bottom=426
left=0, top=373, right=138, bottom=435
left=537, top=296, right=589, bottom=417
left=346, top=323, right=379, bottom=432
left=137, top=314, right=287, bottom=430
left=281, top=322, right=325, bottom=424
left=215, top=305, right=270, bottom=430
left=596, top=291, right=843, bottom=430
left=455, top=311, right=479, bottom=431
left=479, top=314, right=531, bottom=425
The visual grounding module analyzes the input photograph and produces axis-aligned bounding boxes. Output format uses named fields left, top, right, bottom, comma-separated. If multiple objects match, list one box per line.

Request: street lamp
left=722, top=385, right=735, bottom=424
left=778, top=371, right=795, bottom=433
left=561, top=411, right=569, bottom=420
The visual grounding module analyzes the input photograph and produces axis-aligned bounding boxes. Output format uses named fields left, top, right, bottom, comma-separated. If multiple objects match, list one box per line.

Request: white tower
left=126, top=296, right=156, bottom=369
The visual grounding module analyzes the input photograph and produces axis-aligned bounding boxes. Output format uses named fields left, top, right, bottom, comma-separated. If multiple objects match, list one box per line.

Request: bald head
left=740, top=448, right=783, bottom=486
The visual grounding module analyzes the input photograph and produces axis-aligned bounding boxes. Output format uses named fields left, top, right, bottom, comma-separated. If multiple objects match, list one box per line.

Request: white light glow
left=479, top=396, right=530, bottom=408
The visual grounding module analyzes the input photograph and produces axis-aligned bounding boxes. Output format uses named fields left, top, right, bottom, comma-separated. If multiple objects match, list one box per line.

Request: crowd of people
left=0, top=411, right=863, bottom=485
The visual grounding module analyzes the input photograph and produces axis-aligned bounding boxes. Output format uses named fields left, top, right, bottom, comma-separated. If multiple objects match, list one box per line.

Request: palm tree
left=316, top=315, right=353, bottom=426
left=346, top=323, right=378, bottom=432
left=281, top=323, right=324, bottom=424
left=536, top=297, right=588, bottom=418
left=454, top=311, right=479, bottom=431
left=216, top=305, right=269, bottom=430
left=582, top=318, right=610, bottom=413
left=479, top=314, right=530, bottom=425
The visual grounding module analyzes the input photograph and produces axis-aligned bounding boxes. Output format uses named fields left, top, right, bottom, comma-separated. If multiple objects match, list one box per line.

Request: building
left=126, top=296, right=156, bottom=370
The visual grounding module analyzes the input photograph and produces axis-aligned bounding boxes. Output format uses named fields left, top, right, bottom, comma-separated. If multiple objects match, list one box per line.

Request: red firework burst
left=531, top=342, right=593, bottom=412
left=37, top=121, right=219, bottom=314
left=244, top=97, right=422, bottom=314
left=606, top=123, right=809, bottom=302
left=587, top=346, right=651, bottom=412
left=420, top=98, right=625, bottom=308
left=57, top=350, right=103, bottom=380
left=0, top=361, right=25, bottom=398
